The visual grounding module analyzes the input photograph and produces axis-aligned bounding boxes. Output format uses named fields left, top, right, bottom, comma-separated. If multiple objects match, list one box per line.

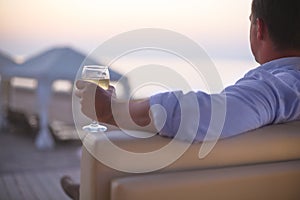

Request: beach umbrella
left=0, top=46, right=127, bottom=149
left=1, top=47, right=122, bottom=81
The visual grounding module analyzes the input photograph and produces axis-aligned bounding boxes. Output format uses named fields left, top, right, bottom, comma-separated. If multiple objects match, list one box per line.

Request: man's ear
left=256, top=18, right=266, bottom=40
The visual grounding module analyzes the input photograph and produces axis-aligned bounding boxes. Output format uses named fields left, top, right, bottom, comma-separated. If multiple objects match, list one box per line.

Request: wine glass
left=81, top=65, right=110, bottom=132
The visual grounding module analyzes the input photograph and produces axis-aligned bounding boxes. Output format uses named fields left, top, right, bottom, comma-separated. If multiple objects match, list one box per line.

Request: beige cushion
left=111, top=160, right=300, bottom=200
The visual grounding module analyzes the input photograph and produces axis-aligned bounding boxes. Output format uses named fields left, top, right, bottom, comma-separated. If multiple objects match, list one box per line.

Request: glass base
left=82, top=123, right=107, bottom=132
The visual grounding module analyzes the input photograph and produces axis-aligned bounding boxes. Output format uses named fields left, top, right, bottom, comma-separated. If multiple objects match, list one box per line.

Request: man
left=62, top=0, right=300, bottom=199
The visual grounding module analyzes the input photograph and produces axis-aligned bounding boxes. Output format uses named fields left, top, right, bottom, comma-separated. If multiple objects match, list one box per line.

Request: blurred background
left=0, top=0, right=257, bottom=199
left=1, top=0, right=254, bottom=60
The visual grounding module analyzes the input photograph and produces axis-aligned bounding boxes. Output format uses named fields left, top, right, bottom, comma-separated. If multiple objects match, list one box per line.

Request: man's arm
left=75, top=80, right=157, bottom=132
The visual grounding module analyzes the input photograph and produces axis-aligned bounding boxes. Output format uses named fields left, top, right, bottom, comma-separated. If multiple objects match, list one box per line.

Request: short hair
left=251, top=0, right=300, bottom=50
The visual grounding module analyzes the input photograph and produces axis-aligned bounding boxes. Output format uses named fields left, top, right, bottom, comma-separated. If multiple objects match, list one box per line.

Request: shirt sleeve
left=149, top=67, right=300, bottom=142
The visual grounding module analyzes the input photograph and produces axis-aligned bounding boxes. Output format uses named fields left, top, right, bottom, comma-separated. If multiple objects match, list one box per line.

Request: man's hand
left=75, top=80, right=116, bottom=126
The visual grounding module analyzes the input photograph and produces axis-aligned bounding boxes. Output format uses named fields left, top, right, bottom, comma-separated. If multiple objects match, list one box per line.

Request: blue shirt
left=150, top=57, right=300, bottom=142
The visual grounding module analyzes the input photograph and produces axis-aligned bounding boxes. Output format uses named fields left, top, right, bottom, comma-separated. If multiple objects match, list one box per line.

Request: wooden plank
left=0, top=175, right=11, bottom=200
left=1, top=174, right=23, bottom=200
left=43, top=171, right=71, bottom=200
left=71, top=168, right=81, bottom=182
left=14, top=172, right=38, bottom=200
left=22, top=172, right=47, bottom=200
left=36, top=171, right=68, bottom=200
left=35, top=171, right=56, bottom=200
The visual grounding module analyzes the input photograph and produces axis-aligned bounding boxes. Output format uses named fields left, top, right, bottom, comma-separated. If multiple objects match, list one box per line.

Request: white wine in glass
left=81, top=65, right=110, bottom=132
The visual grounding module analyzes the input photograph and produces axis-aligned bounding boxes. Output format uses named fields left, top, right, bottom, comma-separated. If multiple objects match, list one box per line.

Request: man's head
left=250, top=0, right=300, bottom=63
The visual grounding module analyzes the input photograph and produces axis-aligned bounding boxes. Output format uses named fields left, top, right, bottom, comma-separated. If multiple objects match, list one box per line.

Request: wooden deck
left=0, top=119, right=81, bottom=200
left=0, top=168, right=79, bottom=200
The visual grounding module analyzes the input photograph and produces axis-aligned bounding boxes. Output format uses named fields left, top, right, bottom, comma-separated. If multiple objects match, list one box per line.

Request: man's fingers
left=75, top=80, right=114, bottom=100
left=76, top=80, right=88, bottom=89
left=75, top=88, right=81, bottom=98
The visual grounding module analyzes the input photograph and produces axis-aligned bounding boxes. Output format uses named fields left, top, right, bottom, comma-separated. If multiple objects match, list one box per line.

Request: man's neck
left=258, top=48, right=300, bottom=64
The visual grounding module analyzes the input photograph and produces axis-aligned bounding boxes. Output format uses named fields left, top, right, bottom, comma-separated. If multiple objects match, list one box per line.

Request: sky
left=0, top=0, right=254, bottom=61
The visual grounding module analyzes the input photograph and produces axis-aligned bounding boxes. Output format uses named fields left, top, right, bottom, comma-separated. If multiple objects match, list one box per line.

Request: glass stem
left=91, top=120, right=99, bottom=127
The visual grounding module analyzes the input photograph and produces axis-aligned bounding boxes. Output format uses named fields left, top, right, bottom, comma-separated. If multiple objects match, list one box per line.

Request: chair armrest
left=80, top=121, right=300, bottom=200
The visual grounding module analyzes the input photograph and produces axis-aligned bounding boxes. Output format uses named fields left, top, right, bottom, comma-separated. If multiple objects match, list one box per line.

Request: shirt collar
left=260, top=57, right=300, bottom=70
